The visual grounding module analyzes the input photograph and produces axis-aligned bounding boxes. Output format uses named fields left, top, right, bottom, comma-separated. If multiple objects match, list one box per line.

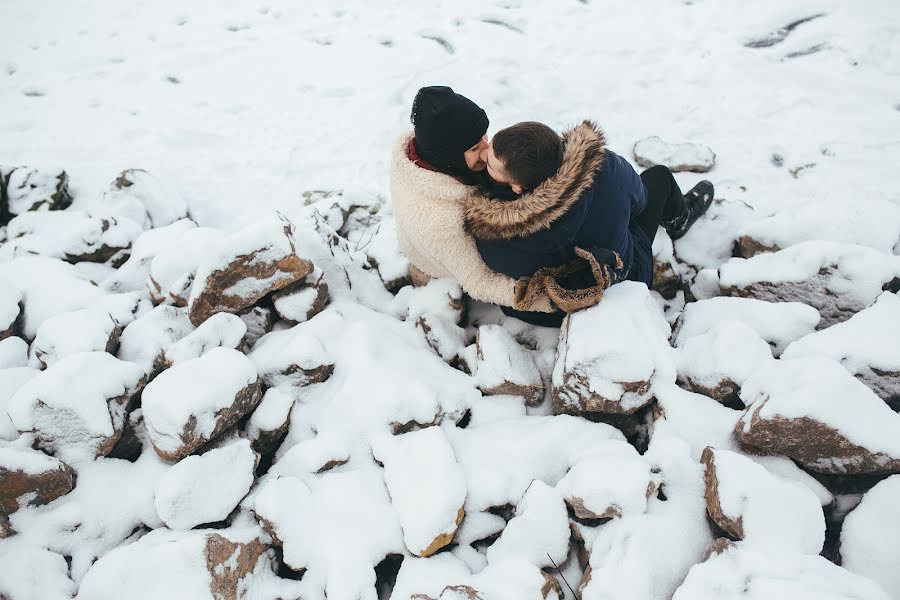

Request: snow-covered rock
left=553, top=282, right=674, bottom=416
left=163, top=311, right=246, bottom=366
left=0, top=286, right=21, bottom=340
left=474, top=324, right=544, bottom=406
left=154, top=438, right=258, bottom=530
left=245, top=386, right=294, bottom=454
left=840, top=475, right=900, bottom=598
left=116, top=304, right=194, bottom=377
left=783, top=292, right=900, bottom=409
left=98, top=168, right=189, bottom=230
left=372, top=427, right=466, bottom=557
left=188, top=216, right=314, bottom=326
left=0, top=336, right=28, bottom=370
left=0, top=367, right=38, bottom=441
left=676, top=321, right=773, bottom=406
left=486, top=480, right=569, bottom=569
left=701, top=446, right=825, bottom=553
left=75, top=526, right=270, bottom=600
left=672, top=542, right=891, bottom=600
left=237, top=305, right=276, bottom=352
left=397, top=555, right=562, bottom=600
left=0, top=166, right=71, bottom=221
left=0, top=256, right=107, bottom=338
left=633, top=136, right=715, bottom=173
left=148, top=226, right=225, bottom=306
left=0, top=446, right=74, bottom=514
left=28, top=307, right=121, bottom=369
left=7, top=352, right=145, bottom=462
left=271, top=267, right=330, bottom=323
left=102, top=218, right=196, bottom=294
left=672, top=296, right=820, bottom=356
left=0, top=541, right=76, bottom=599
left=365, top=217, right=410, bottom=291
left=3, top=209, right=142, bottom=264
left=719, top=241, right=900, bottom=327
left=556, top=446, right=655, bottom=520
left=736, top=357, right=900, bottom=475
left=142, top=347, right=262, bottom=460
left=253, top=469, right=404, bottom=594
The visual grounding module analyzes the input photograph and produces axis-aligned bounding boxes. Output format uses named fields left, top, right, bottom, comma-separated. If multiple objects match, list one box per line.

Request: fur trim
left=463, top=121, right=606, bottom=241
left=513, top=247, right=620, bottom=313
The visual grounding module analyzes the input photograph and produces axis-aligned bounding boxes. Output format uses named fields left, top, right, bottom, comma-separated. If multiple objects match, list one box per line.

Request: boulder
left=552, top=282, right=674, bottom=416
left=102, top=218, right=196, bottom=294
left=99, top=168, right=189, bottom=230
left=736, top=357, right=900, bottom=474
left=0, top=166, right=72, bottom=226
left=474, top=325, right=544, bottom=406
left=116, top=304, right=194, bottom=377
left=671, top=542, right=890, bottom=600
left=0, top=446, right=75, bottom=514
left=148, top=226, right=225, bottom=306
left=0, top=336, right=28, bottom=370
left=154, top=438, right=258, bottom=530
left=245, top=387, right=294, bottom=455
left=363, top=218, right=411, bottom=292
left=7, top=352, right=146, bottom=462
left=371, top=427, right=466, bottom=557
left=783, top=292, right=900, bottom=410
left=237, top=306, right=276, bottom=352
left=28, top=308, right=121, bottom=369
left=719, top=241, right=900, bottom=328
left=163, top=312, right=246, bottom=367
left=188, top=217, right=314, bottom=325
left=248, top=313, right=335, bottom=389
left=0, top=287, right=21, bottom=341
left=0, top=542, right=76, bottom=599
left=270, top=267, right=329, bottom=323
left=632, top=136, right=715, bottom=173
left=75, top=527, right=270, bottom=600
left=701, top=446, right=825, bottom=553
left=142, top=347, right=262, bottom=460
left=3, top=210, right=142, bottom=263
left=486, top=481, right=569, bottom=569
left=840, top=474, right=900, bottom=598
left=556, top=446, right=656, bottom=520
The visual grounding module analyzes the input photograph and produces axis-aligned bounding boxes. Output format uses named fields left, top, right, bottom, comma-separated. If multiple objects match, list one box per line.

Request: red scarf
left=408, top=138, right=441, bottom=173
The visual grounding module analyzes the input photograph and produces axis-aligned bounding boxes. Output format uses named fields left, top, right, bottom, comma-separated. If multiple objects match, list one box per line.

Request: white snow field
left=1, top=0, right=899, bottom=599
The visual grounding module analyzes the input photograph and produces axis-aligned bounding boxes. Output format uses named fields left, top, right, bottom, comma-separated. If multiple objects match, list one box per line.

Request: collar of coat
left=463, top=120, right=606, bottom=241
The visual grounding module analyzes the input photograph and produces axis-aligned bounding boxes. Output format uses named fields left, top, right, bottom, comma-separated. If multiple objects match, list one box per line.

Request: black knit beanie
left=411, top=86, right=489, bottom=175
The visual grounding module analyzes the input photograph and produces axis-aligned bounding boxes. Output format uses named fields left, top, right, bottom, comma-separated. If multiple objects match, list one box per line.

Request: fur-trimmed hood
left=463, top=120, right=606, bottom=241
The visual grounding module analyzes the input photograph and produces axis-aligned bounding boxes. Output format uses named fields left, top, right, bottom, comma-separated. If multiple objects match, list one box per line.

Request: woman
left=390, top=86, right=555, bottom=315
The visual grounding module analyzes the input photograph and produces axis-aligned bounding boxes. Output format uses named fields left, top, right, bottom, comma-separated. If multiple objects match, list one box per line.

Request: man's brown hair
left=492, top=121, right=563, bottom=190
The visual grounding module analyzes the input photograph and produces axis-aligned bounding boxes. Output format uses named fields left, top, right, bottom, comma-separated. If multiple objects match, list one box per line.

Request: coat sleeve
left=435, top=227, right=555, bottom=313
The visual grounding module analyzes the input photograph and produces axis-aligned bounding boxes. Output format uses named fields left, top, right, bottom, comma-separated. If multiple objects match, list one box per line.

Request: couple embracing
left=390, top=86, right=713, bottom=327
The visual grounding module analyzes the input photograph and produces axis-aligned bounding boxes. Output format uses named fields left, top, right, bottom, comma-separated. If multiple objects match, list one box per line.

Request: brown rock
left=204, top=532, right=269, bottom=600
left=188, top=220, right=314, bottom=326
left=653, top=259, right=681, bottom=300
left=735, top=401, right=900, bottom=475
left=1, top=167, right=72, bottom=226
left=271, top=269, right=330, bottom=323
left=150, top=379, right=264, bottom=461
left=683, top=377, right=743, bottom=410
left=735, top=235, right=780, bottom=259
left=420, top=506, right=464, bottom=558
left=701, top=447, right=744, bottom=539
left=553, top=376, right=651, bottom=416
left=0, top=449, right=75, bottom=515
left=475, top=325, right=544, bottom=407
left=409, top=264, right=432, bottom=287
left=412, top=585, right=483, bottom=600
left=0, top=513, right=13, bottom=538
left=237, top=306, right=276, bottom=352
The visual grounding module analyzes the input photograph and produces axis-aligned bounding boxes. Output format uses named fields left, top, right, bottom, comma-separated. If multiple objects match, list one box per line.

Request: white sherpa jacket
left=389, top=132, right=553, bottom=313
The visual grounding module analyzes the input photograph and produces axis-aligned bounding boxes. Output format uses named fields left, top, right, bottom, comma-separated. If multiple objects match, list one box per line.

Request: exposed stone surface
left=734, top=234, right=780, bottom=258
left=237, top=306, right=276, bottom=352
left=0, top=446, right=75, bottom=514
left=188, top=217, right=314, bottom=326
left=633, top=136, right=715, bottom=173
left=204, top=532, right=269, bottom=600
left=475, top=325, right=544, bottom=406
left=271, top=267, right=330, bottom=323
left=3, top=210, right=141, bottom=263
left=0, top=166, right=72, bottom=226
left=148, top=226, right=225, bottom=306
left=101, top=168, right=189, bottom=230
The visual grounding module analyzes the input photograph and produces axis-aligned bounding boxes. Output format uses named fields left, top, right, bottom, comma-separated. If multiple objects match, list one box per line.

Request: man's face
left=482, top=143, right=524, bottom=194
left=464, top=135, right=489, bottom=171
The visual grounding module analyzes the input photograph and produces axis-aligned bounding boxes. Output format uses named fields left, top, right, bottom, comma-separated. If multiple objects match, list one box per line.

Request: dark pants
left=634, top=165, right=684, bottom=244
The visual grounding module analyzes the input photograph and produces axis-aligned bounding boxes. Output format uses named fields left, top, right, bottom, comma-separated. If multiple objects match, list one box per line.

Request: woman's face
left=464, top=135, right=489, bottom=171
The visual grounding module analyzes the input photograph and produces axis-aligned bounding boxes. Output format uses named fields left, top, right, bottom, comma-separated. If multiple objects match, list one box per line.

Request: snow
left=555, top=449, right=654, bottom=519
left=163, top=311, right=246, bottom=365
left=7, top=351, right=145, bottom=463
left=154, top=438, right=257, bottom=530
left=474, top=324, right=543, bottom=404
left=840, top=475, right=900, bottom=598
left=0, top=336, right=29, bottom=369
left=673, top=296, right=820, bottom=356
left=2, top=209, right=142, bottom=262
left=0, top=286, right=21, bottom=333
left=486, top=480, right=569, bottom=568
left=246, top=386, right=295, bottom=443
left=705, top=447, right=825, bottom=554
left=739, top=357, right=900, bottom=464
left=0, top=367, right=39, bottom=441
left=632, top=136, right=715, bottom=172
left=141, top=347, right=258, bottom=456
left=672, top=543, right=891, bottom=600
left=148, top=226, right=225, bottom=304
left=783, top=291, right=900, bottom=379
left=253, top=469, right=404, bottom=596
left=553, top=282, right=674, bottom=413
left=371, top=427, right=466, bottom=556
left=0, top=444, right=66, bottom=477
left=28, top=307, right=119, bottom=368
left=96, top=168, right=189, bottom=230
left=102, top=217, right=196, bottom=294
left=466, top=394, right=526, bottom=427
left=0, top=542, right=76, bottom=600
left=116, top=304, right=194, bottom=375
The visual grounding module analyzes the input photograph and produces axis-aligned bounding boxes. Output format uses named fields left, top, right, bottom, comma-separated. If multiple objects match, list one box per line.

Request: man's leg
left=635, top=165, right=684, bottom=243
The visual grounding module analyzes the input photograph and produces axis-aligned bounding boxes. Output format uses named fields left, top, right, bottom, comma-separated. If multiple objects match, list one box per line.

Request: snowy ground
left=2, top=1, right=900, bottom=599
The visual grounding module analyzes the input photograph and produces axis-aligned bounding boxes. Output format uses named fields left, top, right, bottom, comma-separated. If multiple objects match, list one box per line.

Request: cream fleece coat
left=389, top=132, right=552, bottom=313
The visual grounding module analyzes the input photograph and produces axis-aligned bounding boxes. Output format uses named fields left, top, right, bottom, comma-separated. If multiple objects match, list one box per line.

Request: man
left=463, top=120, right=713, bottom=326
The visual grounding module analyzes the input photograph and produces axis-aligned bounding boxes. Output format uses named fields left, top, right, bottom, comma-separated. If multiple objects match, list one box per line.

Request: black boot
left=664, top=180, right=714, bottom=240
